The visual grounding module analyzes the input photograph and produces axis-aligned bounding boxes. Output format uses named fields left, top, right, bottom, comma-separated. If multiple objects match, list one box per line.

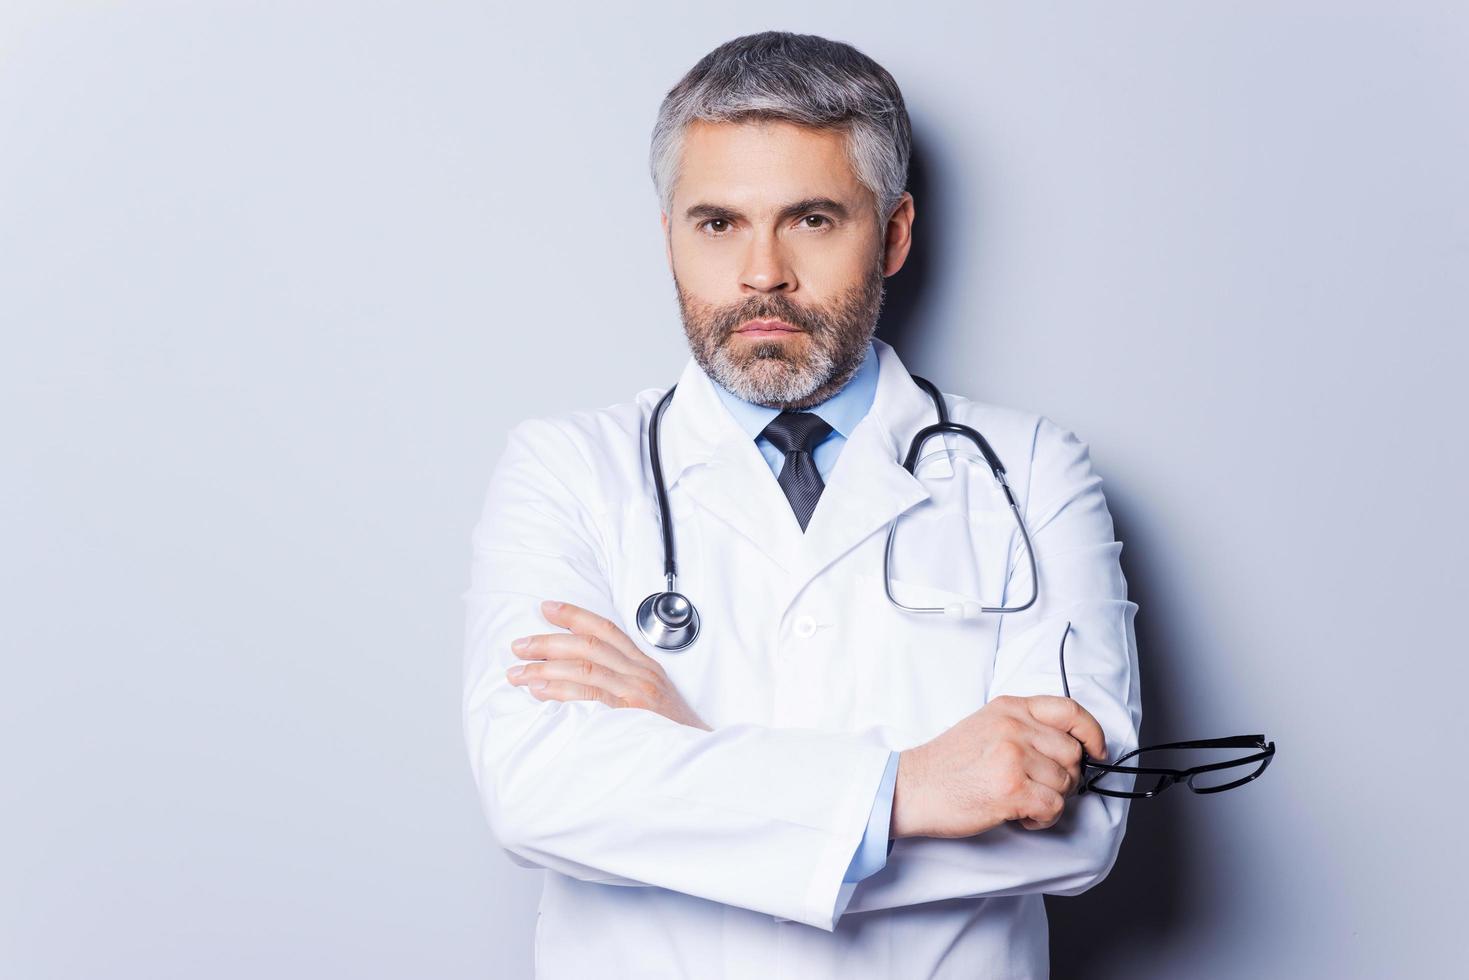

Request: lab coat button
left=793, top=615, right=817, bottom=638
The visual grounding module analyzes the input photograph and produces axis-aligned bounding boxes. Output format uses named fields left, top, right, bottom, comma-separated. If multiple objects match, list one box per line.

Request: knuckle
left=994, top=740, right=1025, bottom=766
left=1035, top=789, right=1062, bottom=819
left=998, top=715, right=1026, bottom=739
left=994, top=761, right=1025, bottom=790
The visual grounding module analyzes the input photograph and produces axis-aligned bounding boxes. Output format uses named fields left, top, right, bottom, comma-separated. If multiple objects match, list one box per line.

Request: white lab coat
left=461, top=337, right=1142, bottom=979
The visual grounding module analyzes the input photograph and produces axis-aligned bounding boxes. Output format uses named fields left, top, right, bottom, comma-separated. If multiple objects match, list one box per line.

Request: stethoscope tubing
left=648, top=384, right=681, bottom=594
left=883, top=416, right=1039, bottom=616
left=639, top=373, right=1041, bottom=648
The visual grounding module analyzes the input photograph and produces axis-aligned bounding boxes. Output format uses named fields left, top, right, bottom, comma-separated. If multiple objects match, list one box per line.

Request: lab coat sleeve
left=827, top=749, right=901, bottom=921
left=839, top=414, right=1143, bottom=918
left=461, top=417, right=895, bottom=932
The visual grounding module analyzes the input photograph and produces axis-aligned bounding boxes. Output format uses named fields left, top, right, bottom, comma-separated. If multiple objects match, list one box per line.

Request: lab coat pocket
left=847, top=571, right=998, bottom=743
left=880, top=498, right=1019, bottom=610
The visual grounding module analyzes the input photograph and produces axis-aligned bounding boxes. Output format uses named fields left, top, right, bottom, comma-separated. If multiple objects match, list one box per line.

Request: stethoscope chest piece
left=636, top=589, right=700, bottom=651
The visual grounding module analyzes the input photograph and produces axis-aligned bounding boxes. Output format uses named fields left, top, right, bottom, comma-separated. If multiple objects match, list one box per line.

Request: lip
left=734, top=319, right=801, bottom=335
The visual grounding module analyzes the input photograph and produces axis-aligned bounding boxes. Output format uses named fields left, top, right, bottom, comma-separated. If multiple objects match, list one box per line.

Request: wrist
left=890, top=746, right=930, bottom=840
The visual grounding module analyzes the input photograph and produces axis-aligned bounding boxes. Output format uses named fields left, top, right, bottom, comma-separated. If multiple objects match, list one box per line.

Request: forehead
left=674, top=118, right=868, bottom=212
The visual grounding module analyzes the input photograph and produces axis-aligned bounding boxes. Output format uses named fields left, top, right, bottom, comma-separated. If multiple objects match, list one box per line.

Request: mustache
left=714, top=299, right=821, bottom=336
left=678, top=261, right=886, bottom=342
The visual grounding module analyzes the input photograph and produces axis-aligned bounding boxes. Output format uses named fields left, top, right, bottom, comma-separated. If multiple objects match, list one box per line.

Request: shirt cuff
left=841, top=750, right=900, bottom=883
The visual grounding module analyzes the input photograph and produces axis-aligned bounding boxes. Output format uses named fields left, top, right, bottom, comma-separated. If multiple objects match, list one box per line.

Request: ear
left=881, top=191, right=916, bottom=277
left=660, top=211, right=674, bottom=272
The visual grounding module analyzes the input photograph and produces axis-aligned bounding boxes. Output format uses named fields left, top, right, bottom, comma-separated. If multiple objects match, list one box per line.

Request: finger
left=1021, top=695, right=1107, bottom=761
left=1029, top=724, right=1085, bottom=777
left=1016, top=783, right=1066, bottom=831
left=512, top=630, right=641, bottom=680
left=522, top=677, right=620, bottom=707
left=1023, top=747, right=1076, bottom=799
left=539, top=600, right=658, bottom=669
left=511, top=637, right=662, bottom=698
left=509, top=658, right=650, bottom=707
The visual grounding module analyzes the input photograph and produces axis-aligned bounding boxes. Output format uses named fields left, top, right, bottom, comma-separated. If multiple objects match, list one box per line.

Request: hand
left=891, top=694, right=1107, bottom=838
left=506, top=599, right=712, bottom=731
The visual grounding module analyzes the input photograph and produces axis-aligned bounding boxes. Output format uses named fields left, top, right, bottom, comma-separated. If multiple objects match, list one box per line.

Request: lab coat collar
left=656, top=336, right=952, bottom=583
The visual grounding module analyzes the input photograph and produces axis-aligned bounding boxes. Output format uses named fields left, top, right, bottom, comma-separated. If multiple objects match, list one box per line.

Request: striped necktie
left=759, top=410, right=834, bottom=532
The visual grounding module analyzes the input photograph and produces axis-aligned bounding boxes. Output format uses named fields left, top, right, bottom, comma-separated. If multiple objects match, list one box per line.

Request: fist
left=891, top=694, right=1108, bottom=838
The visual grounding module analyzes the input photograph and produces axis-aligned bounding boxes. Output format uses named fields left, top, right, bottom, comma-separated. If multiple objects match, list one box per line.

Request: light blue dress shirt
left=708, top=340, right=901, bottom=907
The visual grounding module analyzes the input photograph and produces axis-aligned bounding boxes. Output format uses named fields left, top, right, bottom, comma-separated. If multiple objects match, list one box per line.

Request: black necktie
left=760, top=411, right=834, bottom=532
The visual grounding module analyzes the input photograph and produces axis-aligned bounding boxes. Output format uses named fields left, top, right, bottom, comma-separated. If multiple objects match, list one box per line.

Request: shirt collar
left=709, top=339, right=880, bottom=441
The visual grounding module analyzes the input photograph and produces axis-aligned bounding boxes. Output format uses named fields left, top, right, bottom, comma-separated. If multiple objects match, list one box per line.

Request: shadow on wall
left=879, top=130, right=1203, bottom=980
left=1046, top=495, right=1198, bottom=979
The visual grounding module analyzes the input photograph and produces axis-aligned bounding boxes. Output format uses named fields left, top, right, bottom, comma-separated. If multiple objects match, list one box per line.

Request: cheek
left=672, top=236, right=737, bottom=281
left=793, top=238, right=878, bottom=290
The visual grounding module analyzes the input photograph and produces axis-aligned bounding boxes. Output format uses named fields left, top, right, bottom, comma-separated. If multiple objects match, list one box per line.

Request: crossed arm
left=461, top=415, right=1141, bottom=930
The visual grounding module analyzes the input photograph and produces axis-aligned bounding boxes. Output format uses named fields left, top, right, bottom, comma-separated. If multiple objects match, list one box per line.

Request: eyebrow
left=683, top=196, right=851, bottom=224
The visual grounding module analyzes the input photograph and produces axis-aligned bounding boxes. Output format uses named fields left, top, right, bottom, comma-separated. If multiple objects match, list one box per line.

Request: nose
left=739, top=229, right=794, bottom=293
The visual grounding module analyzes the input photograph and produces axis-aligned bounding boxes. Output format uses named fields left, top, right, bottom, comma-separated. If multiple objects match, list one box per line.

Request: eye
left=800, top=214, right=832, bottom=230
left=698, top=218, right=732, bottom=236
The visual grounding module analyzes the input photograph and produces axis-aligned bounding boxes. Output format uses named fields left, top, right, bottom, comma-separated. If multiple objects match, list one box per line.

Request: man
left=462, top=30, right=1141, bottom=979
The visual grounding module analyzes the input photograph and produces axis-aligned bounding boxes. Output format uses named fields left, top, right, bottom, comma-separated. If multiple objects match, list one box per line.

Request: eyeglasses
left=1057, top=621, right=1277, bottom=799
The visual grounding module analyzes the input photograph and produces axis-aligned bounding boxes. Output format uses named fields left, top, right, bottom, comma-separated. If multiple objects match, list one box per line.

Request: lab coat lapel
left=792, top=337, right=954, bottom=588
left=655, top=355, right=804, bottom=574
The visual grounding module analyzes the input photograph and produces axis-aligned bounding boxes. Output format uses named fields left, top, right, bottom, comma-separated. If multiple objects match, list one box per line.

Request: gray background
left=3, top=2, right=1464, bottom=977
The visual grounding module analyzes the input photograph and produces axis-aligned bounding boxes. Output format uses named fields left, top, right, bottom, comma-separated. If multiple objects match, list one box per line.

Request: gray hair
left=649, top=31, right=912, bottom=226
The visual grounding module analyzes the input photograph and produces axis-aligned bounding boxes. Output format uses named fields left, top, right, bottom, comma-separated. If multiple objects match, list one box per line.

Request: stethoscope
left=637, top=374, right=1040, bottom=651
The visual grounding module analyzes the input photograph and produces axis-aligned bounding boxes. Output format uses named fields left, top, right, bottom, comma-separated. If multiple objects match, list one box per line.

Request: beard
left=673, top=253, right=887, bottom=410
